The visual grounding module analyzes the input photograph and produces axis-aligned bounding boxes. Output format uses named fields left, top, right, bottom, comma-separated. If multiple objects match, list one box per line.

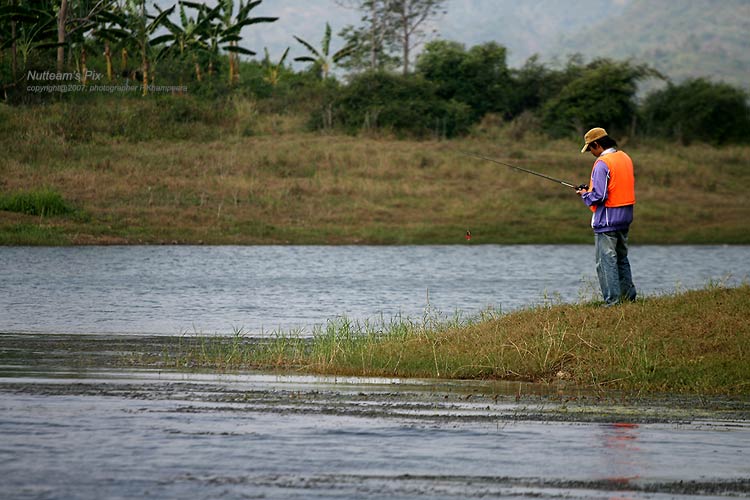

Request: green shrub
left=416, top=40, right=513, bottom=120
left=330, top=71, right=474, bottom=138
left=541, top=59, right=658, bottom=137
left=641, top=78, right=750, bottom=145
left=0, top=188, right=74, bottom=216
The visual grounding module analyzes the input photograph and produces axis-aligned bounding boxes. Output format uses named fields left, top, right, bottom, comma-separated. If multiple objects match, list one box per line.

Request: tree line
left=0, top=0, right=282, bottom=96
left=1, top=0, right=749, bottom=145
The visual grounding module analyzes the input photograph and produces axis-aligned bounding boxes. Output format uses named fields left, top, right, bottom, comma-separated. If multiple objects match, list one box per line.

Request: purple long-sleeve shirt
left=581, top=148, right=634, bottom=233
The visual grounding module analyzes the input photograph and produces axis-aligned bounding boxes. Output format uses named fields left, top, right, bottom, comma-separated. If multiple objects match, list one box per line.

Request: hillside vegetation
left=1, top=99, right=749, bottom=246
left=440, top=0, right=625, bottom=66
left=555, top=0, right=750, bottom=91
left=2, top=2, right=748, bottom=246
left=438, top=1, right=750, bottom=91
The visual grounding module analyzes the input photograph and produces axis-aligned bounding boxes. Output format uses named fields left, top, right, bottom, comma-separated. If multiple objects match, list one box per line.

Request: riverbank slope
left=2, top=101, right=749, bottom=245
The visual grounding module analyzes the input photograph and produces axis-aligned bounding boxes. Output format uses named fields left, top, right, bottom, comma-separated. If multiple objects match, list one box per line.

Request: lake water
left=0, top=368, right=748, bottom=499
left=2, top=245, right=750, bottom=499
left=1, top=245, right=748, bottom=336
left=1, top=368, right=749, bottom=500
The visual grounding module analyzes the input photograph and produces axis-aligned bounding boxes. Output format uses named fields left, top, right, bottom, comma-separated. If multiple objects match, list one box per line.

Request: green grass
left=0, top=223, right=71, bottom=245
left=0, top=188, right=74, bottom=217
left=157, top=284, right=750, bottom=396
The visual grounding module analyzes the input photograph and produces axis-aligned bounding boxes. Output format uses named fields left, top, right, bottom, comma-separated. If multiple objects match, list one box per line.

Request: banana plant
left=293, top=22, right=355, bottom=79
left=122, top=0, right=175, bottom=95
left=53, top=0, right=122, bottom=75
left=3, top=8, right=56, bottom=67
left=60, top=2, right=128, bottom=84
left=92, top=7, right=131, bottom=82
left=1, top=1, right=125, bottom=93
left=156, top=1, right=212, bottom=84
left=0, top=3, right=58, bottom=79
left=216, top=0, right=278, bottom=85
left=262, top=46, right=288, bottom=87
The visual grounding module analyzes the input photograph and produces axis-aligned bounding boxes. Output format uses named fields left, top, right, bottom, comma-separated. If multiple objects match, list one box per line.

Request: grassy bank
left=158, top=285, right=750, bottom=396
left=2, top=99, right=750, bottom=245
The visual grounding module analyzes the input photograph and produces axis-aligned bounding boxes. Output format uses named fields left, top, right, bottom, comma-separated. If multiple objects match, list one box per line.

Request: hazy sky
left=154, top=1, right=376, bottom=64
left=152, top=1, right=631, bottom=68
left=243, top=1, right=363, bottom=62
left=155, top=0, right=463, bottom=68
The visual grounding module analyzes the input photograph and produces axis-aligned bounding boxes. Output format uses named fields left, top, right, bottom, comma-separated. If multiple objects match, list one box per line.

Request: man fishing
left=576, top=127, right=637, bottom=306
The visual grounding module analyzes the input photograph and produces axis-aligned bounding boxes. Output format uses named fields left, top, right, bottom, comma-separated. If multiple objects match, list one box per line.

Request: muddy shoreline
left=3, top=332, right=750, bottom=423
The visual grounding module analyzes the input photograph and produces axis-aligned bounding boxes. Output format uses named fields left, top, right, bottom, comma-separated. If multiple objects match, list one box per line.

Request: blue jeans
left=595, top=230, right=637, bottom=305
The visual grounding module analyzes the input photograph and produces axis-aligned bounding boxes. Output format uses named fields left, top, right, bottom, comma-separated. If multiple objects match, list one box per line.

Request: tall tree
left=417, top=40, right=512, bottom=119
left=336, top=0, right=394, bottom=72
left=57, top=0, right=68, bottom=72
left=337, top=0, right=445, bottom=75
left=641, top=78, right=750, bottom=145
left=386, top=0, right=445, bottom=75
left=541, top=58, right=659, bottom=137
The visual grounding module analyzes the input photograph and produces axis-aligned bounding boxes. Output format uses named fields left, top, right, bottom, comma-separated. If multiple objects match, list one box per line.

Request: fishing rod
left=459, top=151, right=586, bottom=190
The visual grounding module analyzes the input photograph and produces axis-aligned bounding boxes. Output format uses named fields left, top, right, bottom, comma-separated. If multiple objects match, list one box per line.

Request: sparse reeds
left=157, top=284, right=750, bottom=395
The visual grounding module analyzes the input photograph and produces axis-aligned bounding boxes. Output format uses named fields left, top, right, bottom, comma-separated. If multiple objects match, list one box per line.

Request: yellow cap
left=581, top=127, right=608, bottom=153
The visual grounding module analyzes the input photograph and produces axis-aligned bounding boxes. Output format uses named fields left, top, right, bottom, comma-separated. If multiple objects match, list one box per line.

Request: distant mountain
left=438, top=0, right=628, bottom=66
left=241, top=0, right=628, bottom=68
left=193, top=0, right=748, bottom=90
left=550, top=0, right=750, bottom=90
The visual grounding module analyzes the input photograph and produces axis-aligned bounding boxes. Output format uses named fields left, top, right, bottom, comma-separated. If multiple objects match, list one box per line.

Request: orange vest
left=588, top=150, right=635, bottom=212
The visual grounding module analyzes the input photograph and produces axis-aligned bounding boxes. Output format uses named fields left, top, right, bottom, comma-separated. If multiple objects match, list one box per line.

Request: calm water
left=1, top=245, right=748, bottom=336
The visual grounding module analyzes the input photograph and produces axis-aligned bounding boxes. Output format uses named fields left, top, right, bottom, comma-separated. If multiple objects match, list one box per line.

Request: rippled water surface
left=2, top=245, right=750, bottom=499
left=1, top=368, right=749, bottom=499
left=2, top=245, right=749, bottom=335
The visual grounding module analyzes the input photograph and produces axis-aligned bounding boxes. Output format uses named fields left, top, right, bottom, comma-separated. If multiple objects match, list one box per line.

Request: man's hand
left=576, top=184, right=589, bottom=195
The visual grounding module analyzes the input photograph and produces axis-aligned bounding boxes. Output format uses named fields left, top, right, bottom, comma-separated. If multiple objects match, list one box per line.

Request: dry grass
left=1, top=100, right=750, bottom=244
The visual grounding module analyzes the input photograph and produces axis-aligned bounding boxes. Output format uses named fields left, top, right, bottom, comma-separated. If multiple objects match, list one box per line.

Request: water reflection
left=599, top=423, right=642, bottom=490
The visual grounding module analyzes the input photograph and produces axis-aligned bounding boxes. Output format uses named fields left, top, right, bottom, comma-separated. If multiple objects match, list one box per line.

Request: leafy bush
left=507, top=55, right=588, bottom=119
left=0, top=188, right=74, bottom=216
left=640, top=78, right=750, bottom=145
left=417, top=40, right=513, bottom=120
left=541, top=59, right=659, bottom=137
left=330, top=71, right=474, bottom=138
